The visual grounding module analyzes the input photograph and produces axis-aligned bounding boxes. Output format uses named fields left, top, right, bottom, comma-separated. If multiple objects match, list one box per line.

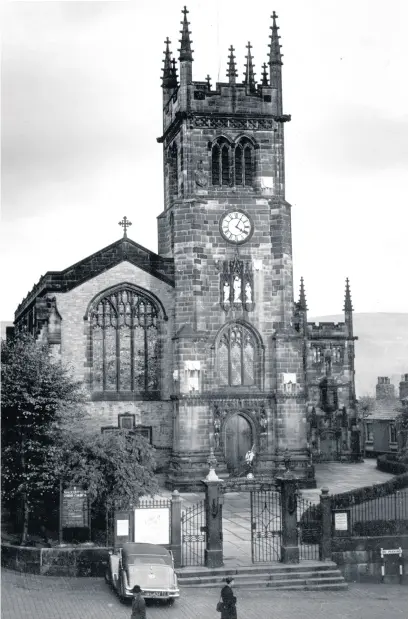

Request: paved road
left=2, top=568, right=408, bottom=619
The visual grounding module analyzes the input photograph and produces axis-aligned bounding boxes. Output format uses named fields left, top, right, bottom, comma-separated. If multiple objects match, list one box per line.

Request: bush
left=331, top=471, right=408, bottom=508
left=377, top=455, right=408, bottom=476
left=353, top=519, right=408, bottom=536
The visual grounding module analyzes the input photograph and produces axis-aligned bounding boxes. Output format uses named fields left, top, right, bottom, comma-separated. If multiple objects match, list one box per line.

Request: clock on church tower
left=219, top=210, right=253, bottom=244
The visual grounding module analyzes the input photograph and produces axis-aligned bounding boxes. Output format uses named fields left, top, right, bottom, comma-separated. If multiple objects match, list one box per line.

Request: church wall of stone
left=51, top=261, right=175, bottom=467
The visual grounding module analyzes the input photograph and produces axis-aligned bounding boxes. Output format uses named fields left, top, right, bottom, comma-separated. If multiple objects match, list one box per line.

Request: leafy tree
left=2, top=331, right=160, bottom=545
left=356, top=395, right=376, bottom=420
left=1, top=331, right=86, bottom=542
left=55, top=430, right=160, bottom=513
left=396, top=400, right=408, bottom=462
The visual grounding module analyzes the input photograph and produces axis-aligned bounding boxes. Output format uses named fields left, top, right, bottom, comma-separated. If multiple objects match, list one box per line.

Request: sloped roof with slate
left=15, top=237, right=174, bottom=321
left=365, top=401, right=398, bottom=421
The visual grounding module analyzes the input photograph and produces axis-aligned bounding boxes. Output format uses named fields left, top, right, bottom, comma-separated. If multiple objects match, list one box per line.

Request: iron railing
left=181, top=500, right=206, bottom=566
left=250, top=490, right=282, bottom=562
left=297, top=495, right=320, bottom=560
left=331, top=489, right=408, bottom=536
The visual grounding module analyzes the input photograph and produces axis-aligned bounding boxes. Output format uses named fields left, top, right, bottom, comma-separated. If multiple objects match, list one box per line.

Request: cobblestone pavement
left=2, top=568, right=408, bottom=619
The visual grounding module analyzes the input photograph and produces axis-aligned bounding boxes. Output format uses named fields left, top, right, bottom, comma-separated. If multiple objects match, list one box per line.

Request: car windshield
left=126, top=555, right=172, bottom=566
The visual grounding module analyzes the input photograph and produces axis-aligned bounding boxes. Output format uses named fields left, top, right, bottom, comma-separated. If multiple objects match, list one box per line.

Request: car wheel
left=168, top=598, right=175, bottom=606
left=118, top=576, right=126, bottom=604
left=104, top=568, right=111, bottom=586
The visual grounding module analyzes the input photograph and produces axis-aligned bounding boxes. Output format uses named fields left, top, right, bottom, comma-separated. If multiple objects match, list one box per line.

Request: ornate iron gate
left=181, top=500, right=206, bottom=566
left=297, top=496, right=320, bottom=560
left=250, top=490, right=282, bottom=562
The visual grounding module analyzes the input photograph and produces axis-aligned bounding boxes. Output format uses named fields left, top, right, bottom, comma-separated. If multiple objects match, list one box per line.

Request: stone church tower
left=157, top=8, right=313, bottom=487
left=12, top=8, right=357, bottom=491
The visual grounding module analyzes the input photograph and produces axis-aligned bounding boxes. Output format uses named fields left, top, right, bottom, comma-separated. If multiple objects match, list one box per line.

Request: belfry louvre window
left=218, top=324, right=255, bottom=387
left=211, top=137, right=255, bottom=187
left=91, top=288, right=159, bottom=395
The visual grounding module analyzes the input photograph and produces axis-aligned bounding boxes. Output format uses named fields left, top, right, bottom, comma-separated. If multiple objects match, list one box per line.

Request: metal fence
left=181, top=500, right=206, bottom=566
left=331, top=489, right=408, bottom=536
left=297, top=496, right=320, bottom=560
left=250, top=490, right=282, bottom=563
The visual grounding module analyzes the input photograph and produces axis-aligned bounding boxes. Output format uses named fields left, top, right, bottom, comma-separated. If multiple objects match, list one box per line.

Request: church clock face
left=220, top=210, right=253, bottom=244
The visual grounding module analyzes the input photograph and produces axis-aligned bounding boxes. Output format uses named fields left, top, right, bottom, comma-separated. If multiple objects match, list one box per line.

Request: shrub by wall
left=377, top=455, right=408, bottom=476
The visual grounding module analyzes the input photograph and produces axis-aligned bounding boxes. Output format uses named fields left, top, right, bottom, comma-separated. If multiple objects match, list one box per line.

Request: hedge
left=352, top=519, right=408, bottom=536
left=377, top=455, right=408, bottom=476
left=331, top=469, right=408, bottom=509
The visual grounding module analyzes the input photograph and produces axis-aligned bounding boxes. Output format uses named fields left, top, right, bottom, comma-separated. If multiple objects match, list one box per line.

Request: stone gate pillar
left=202, top=450, right=224, bottom=568
left=277, top=472, right=299, bottom=564
left=319, top=487, right=332, bottom=561
left=170, top=490, right=182, bottom=568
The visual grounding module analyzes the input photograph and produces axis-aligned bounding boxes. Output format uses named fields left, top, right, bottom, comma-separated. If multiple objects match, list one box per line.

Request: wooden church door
left=224, top=414, right=253, bottom=475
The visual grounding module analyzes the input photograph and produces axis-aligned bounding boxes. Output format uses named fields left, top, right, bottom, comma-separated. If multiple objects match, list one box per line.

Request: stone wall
left=1, top=544, right=110, bottom=577
left=331, top=535, right=408, bottom=584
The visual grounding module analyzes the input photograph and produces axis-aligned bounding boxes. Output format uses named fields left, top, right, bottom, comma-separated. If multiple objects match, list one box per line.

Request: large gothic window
left=211, top=137, right=255, bottom=187
left=90, top=288, right=159, bottom=396
left=218, top=324, right=256, bottom=387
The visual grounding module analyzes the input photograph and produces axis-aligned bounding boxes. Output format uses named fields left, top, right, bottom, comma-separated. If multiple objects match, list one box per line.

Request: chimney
left=399, top=374, right=408, bottom=401
left=376, top=377, right=395, bottom=401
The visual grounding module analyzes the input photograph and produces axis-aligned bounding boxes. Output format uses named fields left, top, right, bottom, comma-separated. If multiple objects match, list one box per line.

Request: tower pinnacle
left=226, top=45, right=238, bottom=84
left=344, top=278, right=353, bottom=312
left=269, top=11, right=283, bottom=66
left=299, top=277, right=308, bottom=311
left=162, top=38, right=177, bottom=89
left=179, top=6, right=193, bottom=62
left=261, top=62, right=269, bottom=87
left=243, top=41, right=256, bottom=92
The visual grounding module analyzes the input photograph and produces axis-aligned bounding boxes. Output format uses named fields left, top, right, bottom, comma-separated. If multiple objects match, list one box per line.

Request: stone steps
left=176, top=561, right=347, bottom=591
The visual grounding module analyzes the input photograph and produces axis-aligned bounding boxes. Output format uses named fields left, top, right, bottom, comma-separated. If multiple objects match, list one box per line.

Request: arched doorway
left=224, top=414, right=253, bottom=475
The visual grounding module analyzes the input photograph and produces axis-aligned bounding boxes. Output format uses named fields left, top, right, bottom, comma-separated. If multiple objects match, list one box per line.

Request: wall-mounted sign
left=116, top=519, right=129, bottom=537
left=134, top=508, right=170, bottom=545
left=332, top=509, right=350, bottom=534
left=62, top=488, right=89, bottom=528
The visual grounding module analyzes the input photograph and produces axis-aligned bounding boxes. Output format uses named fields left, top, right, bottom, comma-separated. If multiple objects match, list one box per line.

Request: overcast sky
left=1, top=0, right=408, bottom=322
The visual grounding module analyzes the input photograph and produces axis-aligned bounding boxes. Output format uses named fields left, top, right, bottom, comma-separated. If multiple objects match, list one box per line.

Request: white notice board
left=334, top=511, right=349, bottom=531
left=116, top=519, right=129, bottom=537
left=134, top=508, right=170, bottom=545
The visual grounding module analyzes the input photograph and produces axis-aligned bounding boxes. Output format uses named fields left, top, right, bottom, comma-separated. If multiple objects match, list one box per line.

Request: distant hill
left=311, top=313, right=408, bottom=397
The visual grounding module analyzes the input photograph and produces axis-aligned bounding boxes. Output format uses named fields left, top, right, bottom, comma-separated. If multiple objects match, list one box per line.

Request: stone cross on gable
left=119, top=216, right=132, bottom=238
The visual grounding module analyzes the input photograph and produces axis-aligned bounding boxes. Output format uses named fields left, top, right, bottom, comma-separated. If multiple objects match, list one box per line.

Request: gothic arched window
left=212, top=136, right=256, bottom=188
left=234, top=138, right=254, bottom=187
left=218, top=324, right=256, bottom=387
left=212, top=138, right=231, bottom=186
left=90, top=288, right=159, bottom=396
left=169, top=142, right=178, bottom=197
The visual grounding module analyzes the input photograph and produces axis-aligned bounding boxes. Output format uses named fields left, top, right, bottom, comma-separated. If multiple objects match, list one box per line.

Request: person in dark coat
left=220, top=577, right=237, bottom=619
left=130, top=585, right=146, bottom=619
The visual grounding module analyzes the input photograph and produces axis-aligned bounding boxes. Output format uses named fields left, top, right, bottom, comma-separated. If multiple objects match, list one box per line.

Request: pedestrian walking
left=130, top=585, right=146, bottom=619
left=219, top=577, right=237, bottom=619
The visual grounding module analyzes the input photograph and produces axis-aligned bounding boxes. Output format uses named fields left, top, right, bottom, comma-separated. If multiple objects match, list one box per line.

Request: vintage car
left=105, top=542, right=180, bottom=603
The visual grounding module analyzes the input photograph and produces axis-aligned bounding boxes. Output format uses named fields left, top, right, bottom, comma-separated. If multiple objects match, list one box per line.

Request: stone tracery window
left=211, top=137, right=255, bottom=187
left=90, top=288, right=159, bottom=395
left=218, top=324, right=256, bottom=387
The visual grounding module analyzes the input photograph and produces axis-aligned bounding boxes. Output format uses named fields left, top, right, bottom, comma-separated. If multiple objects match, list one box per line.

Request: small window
left=133, top=426, right=152, bottom=444
left=119, top=414, right=135, bottom=430
left=389, top=424, right=397, bottom=444
left=312, top=347, right=322, bottom=364
left=365, top=423, right=374, bottom=442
